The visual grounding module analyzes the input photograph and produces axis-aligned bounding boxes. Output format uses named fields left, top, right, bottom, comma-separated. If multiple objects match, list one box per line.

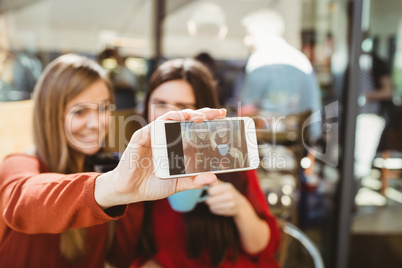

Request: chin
left=82, top=148, right=101, bottom=156
left=71, top=144, right=102, bottom=156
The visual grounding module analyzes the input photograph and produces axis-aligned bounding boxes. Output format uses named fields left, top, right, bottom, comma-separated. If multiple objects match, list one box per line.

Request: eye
left=99, top=105, right=108, bottom=113
left=73, top=109, right=85, bottom=116
left=154, top=102, right=179, bottom=111
left=177, top=104, right=196, bottom=110
left=152, top=101, right=167, bottom=108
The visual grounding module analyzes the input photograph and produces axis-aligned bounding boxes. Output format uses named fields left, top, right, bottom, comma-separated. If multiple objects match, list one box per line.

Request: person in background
left=0, top=54, right=223, bottom=267
left=0, top=16, right=42, bottom=102
left=0, top=50, right=42, bottom=102
left=183, top=121, right=218, bottom=173
left=133, top=58, right=280, bottom=268
left=354, top=36, right=394, bottom=179
left=209, top=120, right=245, bottom=170
left=194, top=52, right=228, bottom=106
left=240, top=9, right=322, bottom=144
left=97, top=47, right=139, bottom=109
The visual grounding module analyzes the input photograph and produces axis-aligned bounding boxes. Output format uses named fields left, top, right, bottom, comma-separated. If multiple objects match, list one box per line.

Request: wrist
left=234, top=194, right=251, bottom=220
left=94, top=170, right=118, bottom=209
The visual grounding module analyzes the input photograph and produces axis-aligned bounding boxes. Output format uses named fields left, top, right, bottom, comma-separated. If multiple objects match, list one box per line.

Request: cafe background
left=0, top=0, right=401, bottom=267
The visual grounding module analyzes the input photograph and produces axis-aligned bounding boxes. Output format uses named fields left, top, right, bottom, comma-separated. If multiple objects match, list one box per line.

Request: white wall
left=4, top=0, right=304, bottom=60
left=6, top=0, right=154, bottom=57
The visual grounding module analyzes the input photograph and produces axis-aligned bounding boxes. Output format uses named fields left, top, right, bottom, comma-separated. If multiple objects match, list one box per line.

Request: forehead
left=150, top=80, right=195, bottom=104
left=195, top=123, right=208, bottom=130
left=217, top=121, right=229, bottom=127
left=66, top=80, right=110, bottom=108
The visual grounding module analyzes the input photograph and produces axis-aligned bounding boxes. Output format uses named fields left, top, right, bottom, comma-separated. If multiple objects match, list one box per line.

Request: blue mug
left=167, top=185, right=209, bottom=212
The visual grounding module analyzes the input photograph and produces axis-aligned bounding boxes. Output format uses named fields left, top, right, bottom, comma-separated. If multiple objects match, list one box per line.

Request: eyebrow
left=68, top=99, right=112, bottom=110
left=150, top=98, right=196, bottom=107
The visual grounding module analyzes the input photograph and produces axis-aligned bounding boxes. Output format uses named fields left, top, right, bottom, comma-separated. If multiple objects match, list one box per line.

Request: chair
left=276, top=219, right=325, bottom=268
left=0, top=100, right=34, bottom=161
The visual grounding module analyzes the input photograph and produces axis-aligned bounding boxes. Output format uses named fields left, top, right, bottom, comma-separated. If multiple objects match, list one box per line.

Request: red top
left=0, top=154, right=144, bottom=268
left=132, top=170, right=281, bottom=268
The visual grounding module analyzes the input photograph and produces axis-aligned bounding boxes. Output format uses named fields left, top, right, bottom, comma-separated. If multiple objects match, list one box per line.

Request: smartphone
left=151, top=117, right=260, bottom=179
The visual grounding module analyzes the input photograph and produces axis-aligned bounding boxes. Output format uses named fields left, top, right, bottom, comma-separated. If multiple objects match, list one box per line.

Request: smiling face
left=64, top=80, right=111, bottom=156
left=216, top=122, right=229, bottom=138
left=147, top=79, right=196, bottom=122
left=195, top=122, right=209, bottom=140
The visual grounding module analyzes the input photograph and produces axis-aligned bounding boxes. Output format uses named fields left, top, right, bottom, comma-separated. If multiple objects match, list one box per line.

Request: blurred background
left=0, top=0, right=401, bottom=267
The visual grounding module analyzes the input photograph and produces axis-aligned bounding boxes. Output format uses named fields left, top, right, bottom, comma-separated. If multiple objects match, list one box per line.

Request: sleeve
left=0, top=154, right=127, bottom=234
left=241, top=169, right=281, bottom=261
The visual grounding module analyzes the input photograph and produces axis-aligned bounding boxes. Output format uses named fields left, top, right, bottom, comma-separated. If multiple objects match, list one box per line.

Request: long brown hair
left=140, top=58, right=245, bottom=265
left=32, top=54, right=114, bottom=262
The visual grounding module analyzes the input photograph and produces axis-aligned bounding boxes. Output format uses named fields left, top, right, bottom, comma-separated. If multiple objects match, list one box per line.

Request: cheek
left=101, top=112, right=110, bottom=138
left=65, top=114, right=85, bottom=135
left=148, top=105, right=166, bottom=122
left=100, top=111, right=110, bottom=128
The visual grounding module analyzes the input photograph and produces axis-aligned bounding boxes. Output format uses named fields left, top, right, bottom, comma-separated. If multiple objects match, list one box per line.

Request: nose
left=86, top=111, right=99, bottom=129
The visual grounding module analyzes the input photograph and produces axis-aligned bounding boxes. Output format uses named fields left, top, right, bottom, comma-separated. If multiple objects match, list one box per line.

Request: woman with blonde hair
left=0, top=54, right=224, bottom=267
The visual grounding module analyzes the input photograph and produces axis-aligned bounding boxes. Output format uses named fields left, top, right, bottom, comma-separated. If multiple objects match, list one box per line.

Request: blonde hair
left=32, top=54, right=114, bottom=262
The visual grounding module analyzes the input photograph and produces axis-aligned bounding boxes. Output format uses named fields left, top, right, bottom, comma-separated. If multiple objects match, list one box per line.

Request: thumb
left=175, top=173, right=217, bottom=192
left=209, top=179, right=223, bottom=188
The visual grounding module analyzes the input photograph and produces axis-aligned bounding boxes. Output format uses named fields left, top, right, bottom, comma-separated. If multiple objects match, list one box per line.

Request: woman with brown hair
left=0, top=54, right=223, bottom=267
left=134, top=58, right=280, bottom=267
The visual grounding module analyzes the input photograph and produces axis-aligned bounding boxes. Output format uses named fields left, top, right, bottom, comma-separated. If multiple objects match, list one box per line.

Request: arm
left=107, top=203, right=145, bottom=267
left=242, top=169, right=281, bottom=258
left=209, top=131, right=218, bottom=150
left=205, top=180, right=270, bottom=254
left=365, top=75, right=393, bottom=101
left=229, top=147, right=244, bottom=165
left=1, top=109, right=226, bottom=234
left=94, top=108, right=227, bottom=209
left=234, top=193, right=270, bottom=254
left=0, top=155, right=122, bottom=234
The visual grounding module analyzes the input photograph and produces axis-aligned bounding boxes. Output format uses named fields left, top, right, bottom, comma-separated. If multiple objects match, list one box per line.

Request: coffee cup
left=217, top=144, right=230, bottom=156
left=168, top=185, right=209, bottom=212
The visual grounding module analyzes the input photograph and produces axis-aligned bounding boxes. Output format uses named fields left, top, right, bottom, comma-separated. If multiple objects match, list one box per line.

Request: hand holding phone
left=94, top=109, right=227, bottom=208
left=151, top=117, right=260, bottom=179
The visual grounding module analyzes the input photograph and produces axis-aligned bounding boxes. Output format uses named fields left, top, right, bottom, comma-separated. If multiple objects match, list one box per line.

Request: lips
left=77, top=134, right=100, bottom=143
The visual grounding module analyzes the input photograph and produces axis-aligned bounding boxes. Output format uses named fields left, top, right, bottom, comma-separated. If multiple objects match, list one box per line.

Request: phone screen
left=165, top=119, right=250, bottom=176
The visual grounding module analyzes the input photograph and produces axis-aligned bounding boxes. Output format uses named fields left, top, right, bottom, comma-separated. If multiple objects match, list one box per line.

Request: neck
left=72, top=152, right=87, bottom=172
